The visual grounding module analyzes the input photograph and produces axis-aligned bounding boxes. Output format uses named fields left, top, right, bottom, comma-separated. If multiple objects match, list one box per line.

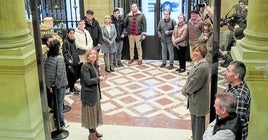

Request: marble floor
left=63, top=58, right=227, bottom=140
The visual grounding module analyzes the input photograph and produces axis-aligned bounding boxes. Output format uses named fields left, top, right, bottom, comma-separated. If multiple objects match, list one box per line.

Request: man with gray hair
left=203, top=92, right=242, bottom=140
left=223, top=61, right=251, bottom=140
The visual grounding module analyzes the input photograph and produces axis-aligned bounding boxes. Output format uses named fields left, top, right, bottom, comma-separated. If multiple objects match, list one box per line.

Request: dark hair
left=47, top=39, right=60, bottom=57
left=216, top=92, right=237, bottom=113
left=41, top=34, right=53, bottom=45
left=113, top=8, right=120, bottom=13
left=86, top=10, right=94, bottom=15
left=233, top=4, right=242, bottom=12
left=229, top=61, right=246, bottom=81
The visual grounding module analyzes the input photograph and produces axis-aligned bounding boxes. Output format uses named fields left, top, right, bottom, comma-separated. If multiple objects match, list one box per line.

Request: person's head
left=214, top=92, right=237, bottom=118
left=104, top=15, right=111, bottom=24
left=131, top=3, right=138, bottom=13
left=192, top=44, right=207, bottom=61
left=85, top=48, right=99, bottom=65
left=66, top=28, right=75, bottom=40
left=203, top=20, right=213, bottom=32
left=42, top=34, right=54, bottom=46
left=190, top=10, right=199, bottom=20
left=113, top=8, right=120, bottom=19
left=163, top=10, right=171, bottom=20
left=47, top=39, right=60, bottom=57
left=77, top=20, right=85, bottom=30
left=239, top=0, right=246, bottom=10
left=224, top=61, right=246, bottom=86
left=178, top=14, right=186, bottom=23
left=232, top=4, right=243, bottom=16
left=86, top=10, right=94, bottom=21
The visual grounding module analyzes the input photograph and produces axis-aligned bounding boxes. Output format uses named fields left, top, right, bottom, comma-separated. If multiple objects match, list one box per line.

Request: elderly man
left=203, top=92, right=242, bottom=140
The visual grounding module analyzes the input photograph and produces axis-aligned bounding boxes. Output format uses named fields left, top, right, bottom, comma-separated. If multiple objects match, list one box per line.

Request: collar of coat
left=127, top=10, right=142, bottom=16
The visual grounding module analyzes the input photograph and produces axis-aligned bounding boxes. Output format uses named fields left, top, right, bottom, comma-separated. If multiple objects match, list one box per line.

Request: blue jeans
left=115, top=40, right=123, bottom=62
left=56, top=86, right=66, bottom=125
left=161, top=42, right=174, bottom=65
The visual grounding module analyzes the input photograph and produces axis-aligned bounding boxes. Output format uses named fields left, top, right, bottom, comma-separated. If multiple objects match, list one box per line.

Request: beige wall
left=84, top=0, right=113, bottom=24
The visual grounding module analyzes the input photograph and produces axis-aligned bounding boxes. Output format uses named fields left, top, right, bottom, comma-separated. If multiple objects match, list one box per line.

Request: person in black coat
left=84, top=10, right=103, bottom=51
left=62, top=29, right=80, bottom=94
left=111, top=8, right=126, bottom=67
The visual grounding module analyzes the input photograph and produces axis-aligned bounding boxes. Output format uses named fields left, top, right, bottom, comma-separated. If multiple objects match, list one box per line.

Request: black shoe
left=118, top=62, right=124, bottom=67
left=160, top=63, right=166, bottom=68
left=178, top=68, right=185, bottom=73
left=175, top=68, right=181, bottom=71
left=110, top=66, right=115, bottom=72
left=105, top=66, right=111, bottom=72
left=167, top=64, right=173, bottom=70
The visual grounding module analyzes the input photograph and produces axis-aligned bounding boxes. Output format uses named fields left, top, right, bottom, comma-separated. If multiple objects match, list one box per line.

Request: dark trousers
left=177, top=46, right=187, bottom=69
left=47, top=87, right=53, bottom=109
left=66, top=65, right=79, bottom=92
left=191, top=114, right=205, bottom=140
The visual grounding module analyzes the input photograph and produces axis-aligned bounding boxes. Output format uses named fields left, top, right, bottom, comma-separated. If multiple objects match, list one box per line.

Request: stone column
left=0, top=0, right=45, bottom=140
left=231, top=0, right=268, bottom=139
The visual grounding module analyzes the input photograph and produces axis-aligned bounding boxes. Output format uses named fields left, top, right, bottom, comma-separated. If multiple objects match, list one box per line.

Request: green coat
left=182, top=60, right=210, bottom=116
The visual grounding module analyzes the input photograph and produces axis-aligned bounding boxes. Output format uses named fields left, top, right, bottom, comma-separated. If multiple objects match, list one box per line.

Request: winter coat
left=157, top=18, right=176, bottom=43
left=84, top=17, right=103, bottom=46
left=124, top=10, right=147, bottom=35
left=111, top=15, right=126, bottom=41
left=101, top=24, right=117, bottom=54
left=172, top=22, right=189, bottom=46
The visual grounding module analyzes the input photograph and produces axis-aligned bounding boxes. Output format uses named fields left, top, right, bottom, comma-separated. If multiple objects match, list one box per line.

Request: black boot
left=105, top=66, right=111, bottom=72
left=110, top=66, right=115, bottom=72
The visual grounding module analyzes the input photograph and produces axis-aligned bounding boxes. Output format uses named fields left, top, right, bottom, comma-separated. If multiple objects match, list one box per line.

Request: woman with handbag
left=75, top=20, right=93, bottom=62
left=62, top=29, right=80, bottom=94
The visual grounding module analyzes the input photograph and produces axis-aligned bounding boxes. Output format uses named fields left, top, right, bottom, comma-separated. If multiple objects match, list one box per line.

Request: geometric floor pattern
left=64, top=58, right=227, bottom=130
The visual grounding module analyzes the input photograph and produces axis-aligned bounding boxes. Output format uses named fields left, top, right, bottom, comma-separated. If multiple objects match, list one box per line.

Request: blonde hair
left=103, top=15, right=111, bottom=24
left=85, top=48, right=99, bottom=66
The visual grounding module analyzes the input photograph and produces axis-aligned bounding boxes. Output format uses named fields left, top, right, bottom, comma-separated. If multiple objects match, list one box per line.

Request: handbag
left=77, top=48, right=86, bottom=55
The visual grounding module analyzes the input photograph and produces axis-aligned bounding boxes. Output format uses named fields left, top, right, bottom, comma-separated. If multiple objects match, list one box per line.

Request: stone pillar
left=0, top=0, right=45, bottom=140
left=231, top=0, right=268, bottom=139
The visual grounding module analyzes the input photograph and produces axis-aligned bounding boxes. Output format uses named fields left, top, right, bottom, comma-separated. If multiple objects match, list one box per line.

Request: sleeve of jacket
left=198, top=33, right=207, bottom=43
left=55, top=57, right=67, bottom=89
left=96, top=21, right=103, bottom=45
left=81, top=64, right=100, bottom=86
left=141, top=14, right=147, bottom=34
left=110, top=24, right=117, bottom=42
left=157, top=20, right=163, bottom=38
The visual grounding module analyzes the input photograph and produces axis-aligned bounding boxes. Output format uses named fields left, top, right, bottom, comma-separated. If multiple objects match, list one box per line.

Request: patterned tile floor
left=63, top=57, right=227, bottom=140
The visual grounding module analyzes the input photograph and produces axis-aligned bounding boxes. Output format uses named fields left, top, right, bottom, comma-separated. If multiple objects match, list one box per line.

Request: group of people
left=42, top=1, right=251, bottom=140
left=157, top=2, right=213, bottom=73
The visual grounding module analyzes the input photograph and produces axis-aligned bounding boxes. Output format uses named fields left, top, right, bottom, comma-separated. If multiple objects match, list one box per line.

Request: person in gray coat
left=44, top=39, right=68, bottom=128
left=182, top=43, right=210, bottom=140
left=157, top=10, right=176, bottom=69
left=101, top=15, right=117, bottom=72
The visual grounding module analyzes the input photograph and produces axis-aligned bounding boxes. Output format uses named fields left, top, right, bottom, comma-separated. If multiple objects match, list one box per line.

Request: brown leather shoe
left=128, top=59, right=134, bottom=64
left=138, top=60, right=142, bottom=65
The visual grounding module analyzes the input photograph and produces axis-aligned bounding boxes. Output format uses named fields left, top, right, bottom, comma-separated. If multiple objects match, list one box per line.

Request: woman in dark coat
left=80, top=48, right=104, bottom=140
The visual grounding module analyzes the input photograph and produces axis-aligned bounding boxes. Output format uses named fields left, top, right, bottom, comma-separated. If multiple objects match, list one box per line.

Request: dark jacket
left=111, top=15, right=126, bottom=41
left=84, top=17, right=103, bottom=46
left=213, top=113, right=242, bottom=140
left=124, top=10, right=147, bottom=35
left=80, top=62, right=101, bottom=106
left=62, top=38, right=80, bottom=66
left=157, top=18, right=176, bottom=43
